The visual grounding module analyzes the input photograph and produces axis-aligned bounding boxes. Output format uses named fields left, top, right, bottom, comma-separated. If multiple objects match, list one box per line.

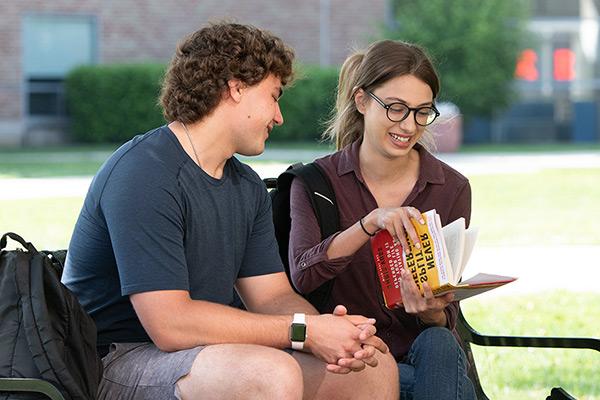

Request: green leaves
left=65, top=64, right=339, bottom=143
left=274, top=65, right=339, bottom=142
left=65, top=64, right=166, bottom=143
left=385, top=0, right=530, bottom=119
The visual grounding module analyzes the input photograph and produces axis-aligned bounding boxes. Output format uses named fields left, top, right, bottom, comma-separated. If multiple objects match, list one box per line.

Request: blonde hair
left=323, top=40, right=440, bottom=150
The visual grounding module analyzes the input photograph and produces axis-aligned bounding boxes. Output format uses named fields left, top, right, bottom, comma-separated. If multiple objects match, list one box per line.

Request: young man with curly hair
left=62, top=22, right=398, bottom=399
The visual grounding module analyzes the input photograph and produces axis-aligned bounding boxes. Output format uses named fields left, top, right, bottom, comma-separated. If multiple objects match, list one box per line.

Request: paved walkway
left=3, top=149, right=600, bottom=200
left=2, top=150, right=600, bottom=295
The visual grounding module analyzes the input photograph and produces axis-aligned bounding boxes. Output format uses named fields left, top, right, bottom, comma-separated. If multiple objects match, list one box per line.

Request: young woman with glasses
left=288, top=40, right=476, bottom=400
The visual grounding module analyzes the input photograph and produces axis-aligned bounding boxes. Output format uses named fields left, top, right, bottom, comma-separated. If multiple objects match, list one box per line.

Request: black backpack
left=0, top=232, right=103, bottom=400
left=264, top=162, right=340, bottom=312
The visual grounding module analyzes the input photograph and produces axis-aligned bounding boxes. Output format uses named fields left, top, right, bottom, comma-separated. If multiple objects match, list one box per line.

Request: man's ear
left=227, top=79, right=245, bottom=103
left=354, top=88, right=367, bottom=115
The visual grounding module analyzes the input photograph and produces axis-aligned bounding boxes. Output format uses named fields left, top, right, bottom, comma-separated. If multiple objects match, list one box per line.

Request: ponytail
left=323, top=52, right=365, bottom=150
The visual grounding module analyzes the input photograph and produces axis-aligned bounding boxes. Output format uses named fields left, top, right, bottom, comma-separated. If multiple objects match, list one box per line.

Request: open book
left=370, top=209, right=516, bottom=309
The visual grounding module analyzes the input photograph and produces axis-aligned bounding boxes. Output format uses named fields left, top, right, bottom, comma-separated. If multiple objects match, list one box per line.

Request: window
left=23, top=15, right=96, bottom=116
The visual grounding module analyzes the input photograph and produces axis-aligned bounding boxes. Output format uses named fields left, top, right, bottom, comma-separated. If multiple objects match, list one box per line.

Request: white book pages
left=433, top=211, right=454, bottom=284
left=421, top=209, right=449, bottom=285
left=441, top=217, right=466, bottom=281
left=458, top=227, right=478, bottom=279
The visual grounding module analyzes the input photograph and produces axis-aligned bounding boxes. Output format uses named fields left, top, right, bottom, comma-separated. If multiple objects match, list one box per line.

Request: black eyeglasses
left=364, top=90, right=440, bottom=126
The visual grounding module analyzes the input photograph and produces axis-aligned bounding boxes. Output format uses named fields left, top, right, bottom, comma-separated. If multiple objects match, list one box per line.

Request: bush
left=65, top=64, right=339, bottom=143
left=273, top=65, right=339, bottom=142
left=65, top=64, right=166, bottom=143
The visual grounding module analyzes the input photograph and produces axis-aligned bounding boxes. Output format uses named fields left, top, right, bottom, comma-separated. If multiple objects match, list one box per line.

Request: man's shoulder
left=229, top=157, right=265, bottom=187
left=79, top=126, right=187, bottom=210
left=97, top=126, right=186, bottom=186
left=112, top=126, right=183, bottom=169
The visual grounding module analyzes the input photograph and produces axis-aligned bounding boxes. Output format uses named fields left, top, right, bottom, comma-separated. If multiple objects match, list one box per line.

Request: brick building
left=4, top=0, right=600, bottom=146
left=0, top=0, right=388, bottom=146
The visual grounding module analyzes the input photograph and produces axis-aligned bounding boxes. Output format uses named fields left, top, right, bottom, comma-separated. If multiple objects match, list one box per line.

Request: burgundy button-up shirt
left=288, top=140, right=471, bottom=360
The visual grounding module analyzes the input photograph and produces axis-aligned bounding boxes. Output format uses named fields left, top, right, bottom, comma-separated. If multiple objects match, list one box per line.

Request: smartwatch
left=289, top=313, right=307, bottom=350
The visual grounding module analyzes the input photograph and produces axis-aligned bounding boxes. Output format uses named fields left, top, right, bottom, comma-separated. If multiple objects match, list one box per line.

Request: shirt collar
left=336, top=139, right=361, bottom=177
left=336, top=139, right=446, bottom=186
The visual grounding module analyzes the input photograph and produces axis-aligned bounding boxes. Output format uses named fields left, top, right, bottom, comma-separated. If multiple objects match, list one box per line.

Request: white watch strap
left=291, top=313, right=306, bottom=350
left=293, top=313, right=306, bottom=324
left=291, top=341, right=304, bottom=350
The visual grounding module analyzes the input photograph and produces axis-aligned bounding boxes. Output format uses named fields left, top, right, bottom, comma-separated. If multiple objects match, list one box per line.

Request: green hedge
left=274, top=65, right=339, bottom=142
left=65, top=64, right=339, bottom=143
left=65, top=64, right=166, bottom=143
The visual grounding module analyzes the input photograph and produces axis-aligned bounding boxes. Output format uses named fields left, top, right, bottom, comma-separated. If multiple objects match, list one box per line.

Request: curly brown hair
left=159, top=22, right=295, bottom=124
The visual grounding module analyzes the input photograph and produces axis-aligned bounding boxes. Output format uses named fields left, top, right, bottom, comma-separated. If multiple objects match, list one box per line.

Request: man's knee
left=377, top=351, right=400, bottom=384
left=349, top=351, right=399, bottom=399
left=177, top=344, right=303, bottom=400
left=293, top=349, right=398, bottom=399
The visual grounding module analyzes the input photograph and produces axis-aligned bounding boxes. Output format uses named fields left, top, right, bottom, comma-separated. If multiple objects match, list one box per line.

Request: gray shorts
left=97, top=342, right=204, bottom=400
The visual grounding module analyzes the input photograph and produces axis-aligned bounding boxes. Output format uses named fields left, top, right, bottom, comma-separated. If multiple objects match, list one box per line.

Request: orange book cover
left=371, top=210, right=516, bottom=309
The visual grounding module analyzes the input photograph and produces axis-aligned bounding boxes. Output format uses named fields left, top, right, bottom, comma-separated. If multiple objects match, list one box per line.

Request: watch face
left=290, top=323, right=307, bottom=341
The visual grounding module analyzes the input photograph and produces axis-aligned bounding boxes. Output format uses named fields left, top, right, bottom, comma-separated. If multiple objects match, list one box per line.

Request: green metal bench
left=2, top=310, right=597, bottom=400
left=457, top=309, right=600, bottom=399
left=0, top=378, right=66, bottom=400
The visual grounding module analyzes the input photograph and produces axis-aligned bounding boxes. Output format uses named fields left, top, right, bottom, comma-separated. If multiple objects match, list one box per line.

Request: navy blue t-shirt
left=62, top=126, right=283, bottom=350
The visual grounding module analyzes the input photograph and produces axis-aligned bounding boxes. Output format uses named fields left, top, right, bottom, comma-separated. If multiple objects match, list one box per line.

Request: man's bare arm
left=130, top=290, right=292, bottom=352
left=131, top=271, right=388, bottom=374
left=235, top=271, right=317, bottom=315
left=236, top=272, right=389, bottom=369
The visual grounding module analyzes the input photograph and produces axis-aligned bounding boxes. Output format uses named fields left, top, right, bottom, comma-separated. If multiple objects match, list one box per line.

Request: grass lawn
left=3, top=168, right=598, bottom=248
left=1, top=145, right=599, bottom=398
left=462, top=291, right=599, bottom=399
left=0, top=161, right=106, bottom=178
left=0, top=146, right=115, bottom=178
left=0, top=197, right=83, bottom=249
left=470, top=168, right=600, bottom=245
left=1, top=141, right=598, bottom=178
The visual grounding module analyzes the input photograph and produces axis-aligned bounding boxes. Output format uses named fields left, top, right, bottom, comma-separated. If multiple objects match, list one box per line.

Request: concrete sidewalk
left=462, top=244, right=600, bottom=298
left=3, top=149, right=600, bottom=200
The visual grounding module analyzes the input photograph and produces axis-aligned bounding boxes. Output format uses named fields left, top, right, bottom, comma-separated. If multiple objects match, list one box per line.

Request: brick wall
left=0, top=0, right=386, bottom=144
